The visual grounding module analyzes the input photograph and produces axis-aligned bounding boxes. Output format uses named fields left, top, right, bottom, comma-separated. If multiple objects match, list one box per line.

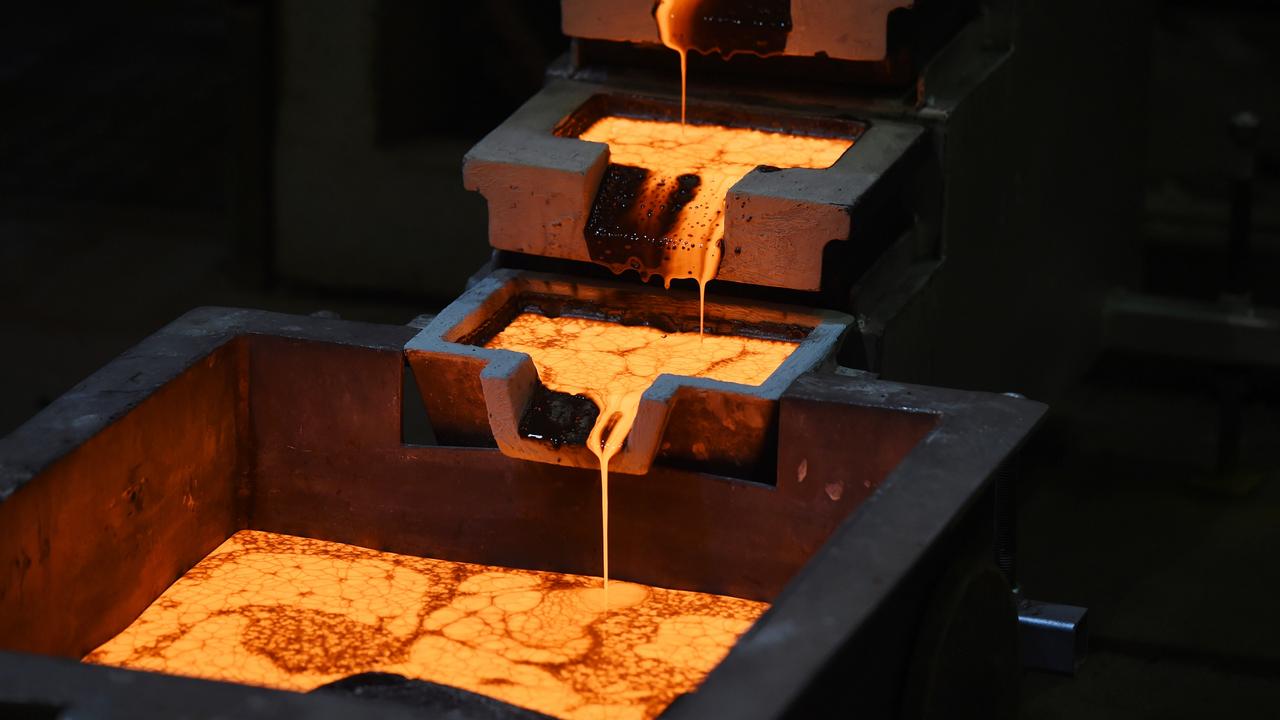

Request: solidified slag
left=577, top=116, right=853, bottom=307
left=519, top=385, right=599, bottom=449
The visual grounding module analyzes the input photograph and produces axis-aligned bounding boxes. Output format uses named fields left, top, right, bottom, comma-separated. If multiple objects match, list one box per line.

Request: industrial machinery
left=0, top=0, right=1136, bottom=717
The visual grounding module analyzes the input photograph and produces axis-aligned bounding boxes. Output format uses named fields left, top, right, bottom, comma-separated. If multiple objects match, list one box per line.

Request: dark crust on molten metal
left=582, top=165, right=705, bottom=280
left=553, top=93, right=865, bottom=289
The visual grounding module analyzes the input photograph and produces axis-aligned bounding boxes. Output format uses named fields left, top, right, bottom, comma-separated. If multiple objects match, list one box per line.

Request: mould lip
left=404, top=269, right=852, bottom=474
left=552, top=91, right=869, bottom=143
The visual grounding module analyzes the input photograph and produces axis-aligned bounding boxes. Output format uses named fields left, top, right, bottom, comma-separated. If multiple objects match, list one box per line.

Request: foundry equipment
left=0, top=0, right=1137, bottom=717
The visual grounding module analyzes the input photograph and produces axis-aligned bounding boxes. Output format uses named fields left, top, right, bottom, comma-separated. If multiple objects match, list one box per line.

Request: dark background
left=1, top=1, right=1278, bottom=717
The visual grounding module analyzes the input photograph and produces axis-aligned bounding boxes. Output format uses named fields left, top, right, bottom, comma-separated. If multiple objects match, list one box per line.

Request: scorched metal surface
left=0, top=308, right=1042, bottom=718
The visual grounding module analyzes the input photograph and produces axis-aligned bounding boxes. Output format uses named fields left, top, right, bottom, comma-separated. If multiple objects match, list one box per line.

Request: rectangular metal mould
left=463, top=80, right=923, bottom=292
left=0, top=308, right=1043, bottom=719
left=404, top=269, right=852, bottom=478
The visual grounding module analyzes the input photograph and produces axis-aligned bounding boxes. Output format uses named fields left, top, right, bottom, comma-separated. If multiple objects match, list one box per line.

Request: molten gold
left=578, top=116, right=852, bottom=330
left=86, top=530, right=766, bottom=719
left=486, top=312, right=797, bottom=590
left=654, top=0, right=698, bottom=124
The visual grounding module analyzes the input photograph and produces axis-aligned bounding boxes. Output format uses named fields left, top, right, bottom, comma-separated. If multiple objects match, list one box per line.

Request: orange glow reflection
left=578, top=116, right=852, bottom=329
left=485, top=313, right=796, bottom=590
left=85, top=530, right=767, bottom=719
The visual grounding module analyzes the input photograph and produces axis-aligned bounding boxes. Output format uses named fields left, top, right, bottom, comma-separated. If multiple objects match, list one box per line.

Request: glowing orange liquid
left=86, top=530, right=766, bottom=720
left=485, top=313, right=796, bottom=593
left=654, top=0, right=696, bottom=125
left=578, top=117, right=852, bottom=332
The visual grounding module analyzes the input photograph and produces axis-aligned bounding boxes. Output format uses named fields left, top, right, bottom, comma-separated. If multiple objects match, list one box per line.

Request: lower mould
left=0, top=308, right=1042, bottom=719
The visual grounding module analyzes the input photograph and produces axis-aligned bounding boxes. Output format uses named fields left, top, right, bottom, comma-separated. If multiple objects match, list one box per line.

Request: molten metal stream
left=654, top=0, right=695, bottom=125
left=86, top=530, right=766, bottom=720
left=485, top=313, right=796, bottom=595
left=645, top=1, right=849, bottom=331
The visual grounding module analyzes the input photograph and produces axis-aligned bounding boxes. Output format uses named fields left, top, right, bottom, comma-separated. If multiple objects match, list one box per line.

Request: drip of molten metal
left=654, top=0, right=794, bottom=125
left=578, top=116, right=852, bottom=333
left=485, top=313, right=797, bottom=595
left=86, top=530, right=766, bottom=720
left=653, top=0, right=697, bottom=125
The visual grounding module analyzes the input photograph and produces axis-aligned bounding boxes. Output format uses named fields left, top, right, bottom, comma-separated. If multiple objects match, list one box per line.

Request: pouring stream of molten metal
left=654, top=0, right=699, bottom=125
left=485, top=313, right=797, bottom=597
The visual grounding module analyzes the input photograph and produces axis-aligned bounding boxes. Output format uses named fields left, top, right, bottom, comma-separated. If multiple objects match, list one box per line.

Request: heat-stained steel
left=0, top=308, right=1042, bottom=718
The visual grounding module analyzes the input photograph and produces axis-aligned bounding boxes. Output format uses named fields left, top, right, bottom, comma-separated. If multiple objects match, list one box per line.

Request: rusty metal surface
left=0, top=308, right=1043, bottom=718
